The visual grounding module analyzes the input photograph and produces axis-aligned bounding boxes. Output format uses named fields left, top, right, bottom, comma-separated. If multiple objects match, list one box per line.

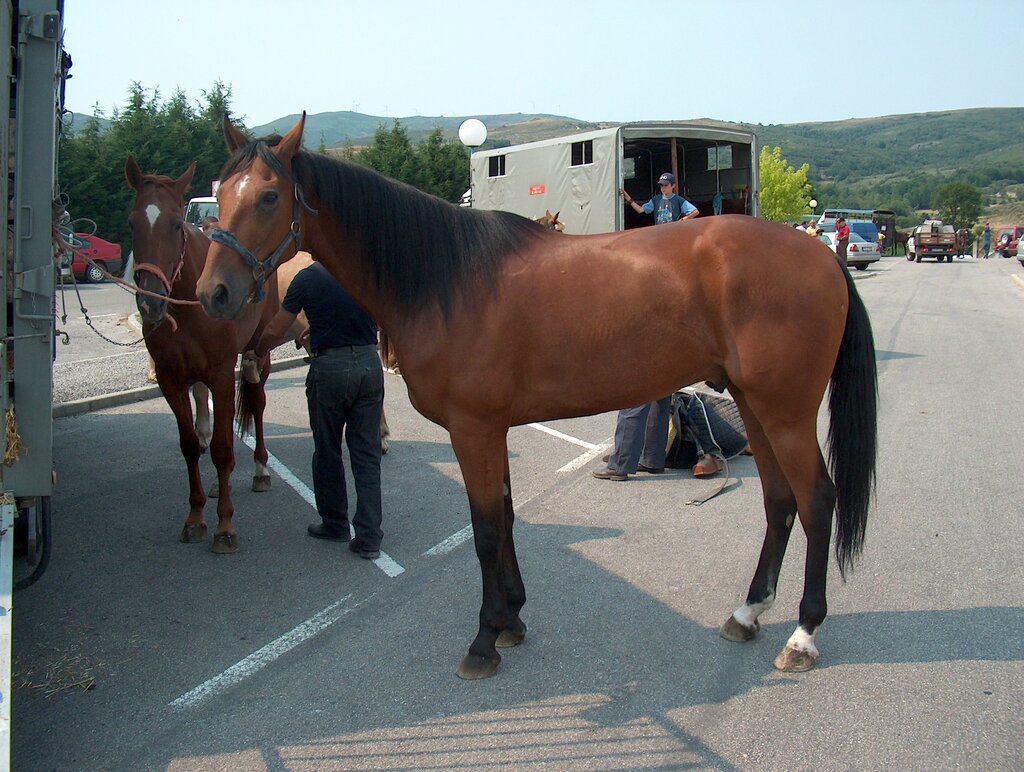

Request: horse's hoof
left=211, top=532, right=239, bottom=554
left=774, top=644, right=817, bottom=672
left=179, top=522, right=208, bottom=543
left=251, top=475, right=272, bottom=493
left=496, top=620, right=527, bottom=648
left=208, top=483, right=219, bottom=499
left=720, top=615, right=759, bottom=642
left=456, top=652, right=501, bottom=680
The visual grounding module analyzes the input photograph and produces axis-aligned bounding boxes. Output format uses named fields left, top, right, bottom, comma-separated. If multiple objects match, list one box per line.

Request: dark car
left=70, top=233, right=123, bottom=282
left=995, top=226, right=1024, bottom=259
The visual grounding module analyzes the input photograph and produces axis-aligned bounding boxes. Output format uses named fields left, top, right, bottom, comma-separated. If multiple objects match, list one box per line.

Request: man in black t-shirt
left=246, top=262, right=384, bottom=559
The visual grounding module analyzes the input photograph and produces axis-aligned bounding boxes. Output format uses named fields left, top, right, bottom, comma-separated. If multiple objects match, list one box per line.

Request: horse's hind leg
left=720, top=388, right=797, bottom=643
left=192, top=383, right=212, bottom=452
left=738, top=388, right=837, bottom=671
left=240, top=358, right=272, bottom=493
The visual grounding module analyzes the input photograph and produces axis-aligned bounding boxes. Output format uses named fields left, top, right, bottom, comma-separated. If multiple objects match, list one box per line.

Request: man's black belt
left=312, top=343, right=377, bottom=357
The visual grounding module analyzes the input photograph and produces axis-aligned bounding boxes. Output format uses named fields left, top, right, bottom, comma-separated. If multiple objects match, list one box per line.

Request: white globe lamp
left=458, top=118, right=487, bottom=149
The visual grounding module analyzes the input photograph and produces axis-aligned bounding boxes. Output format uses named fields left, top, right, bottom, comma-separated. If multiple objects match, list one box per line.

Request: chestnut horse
left=198, top=115, right=877, bottom=677
left=126, top=156, right=292, bottom=553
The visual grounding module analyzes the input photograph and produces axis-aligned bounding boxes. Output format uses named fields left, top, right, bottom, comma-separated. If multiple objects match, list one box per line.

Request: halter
left=208, top=183, right=317, bottom=303
left=132, top=226, right=191, bottom=331
left=134, top=226, right=188, bottom=298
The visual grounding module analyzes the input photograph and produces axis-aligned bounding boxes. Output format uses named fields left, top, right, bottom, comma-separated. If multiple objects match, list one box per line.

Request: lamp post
left=458, top=118, right=487, bottom=207
left=809, top=198, right=818, bottom=220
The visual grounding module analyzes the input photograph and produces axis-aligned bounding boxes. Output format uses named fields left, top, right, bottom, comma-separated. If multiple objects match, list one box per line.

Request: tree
left=58, top=82, right=235, bottom=251
left=352, top=121, right=468, bottom=203
left=758, top=146, right=812, bottom=222
left=933, top=181, right=982, bottom=231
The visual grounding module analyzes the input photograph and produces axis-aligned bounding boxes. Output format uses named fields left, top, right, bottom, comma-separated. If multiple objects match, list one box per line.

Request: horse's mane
left=220, top=136, right=546, bottom=316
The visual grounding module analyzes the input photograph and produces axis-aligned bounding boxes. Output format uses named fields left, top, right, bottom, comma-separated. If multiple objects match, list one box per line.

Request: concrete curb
left=52, top=355, right=310, bottom=419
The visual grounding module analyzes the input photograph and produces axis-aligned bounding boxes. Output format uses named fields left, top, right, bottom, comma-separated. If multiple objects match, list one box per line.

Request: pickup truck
left=909, top=220, right=957, bottom=263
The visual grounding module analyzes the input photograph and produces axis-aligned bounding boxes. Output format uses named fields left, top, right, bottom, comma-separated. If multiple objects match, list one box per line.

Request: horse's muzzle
left=137, top=293, right=168, bottom=325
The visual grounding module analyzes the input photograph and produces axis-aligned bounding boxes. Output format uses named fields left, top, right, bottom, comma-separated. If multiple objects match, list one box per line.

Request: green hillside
left=70, top=105, right=1024, bottom=226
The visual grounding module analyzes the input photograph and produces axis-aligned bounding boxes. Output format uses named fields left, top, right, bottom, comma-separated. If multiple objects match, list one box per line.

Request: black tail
left=235, top=369, right=256, bottom=438
left=828, top=269, right=878, bottom=577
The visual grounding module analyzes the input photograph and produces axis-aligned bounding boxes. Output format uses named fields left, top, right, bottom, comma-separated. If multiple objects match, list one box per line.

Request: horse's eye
left=173, top=220, right=182, bottom=231
left=260, top=190, right=279, bottom=206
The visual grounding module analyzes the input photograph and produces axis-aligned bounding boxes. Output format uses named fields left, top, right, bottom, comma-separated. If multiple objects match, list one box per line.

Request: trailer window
left=708, top=145, right=733, bottom=170
left=570, top=140, right=593, bottom=167
left=488, top=155, right=506, bottom=178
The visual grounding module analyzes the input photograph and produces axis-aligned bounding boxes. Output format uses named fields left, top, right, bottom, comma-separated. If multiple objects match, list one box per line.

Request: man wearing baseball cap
left=622, top=172, right=700, bottom=225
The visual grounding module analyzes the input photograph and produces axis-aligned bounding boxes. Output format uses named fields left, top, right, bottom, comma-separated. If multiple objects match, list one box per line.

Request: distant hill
left=67, top=105, right=1024, bottom=222
left=249, top=111, right=600, bottom=149
left=744, top=108, right=1024, bottom=202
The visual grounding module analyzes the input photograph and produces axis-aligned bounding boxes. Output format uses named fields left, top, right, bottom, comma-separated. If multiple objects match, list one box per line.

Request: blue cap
left=657, top=173, right=676, bottom=185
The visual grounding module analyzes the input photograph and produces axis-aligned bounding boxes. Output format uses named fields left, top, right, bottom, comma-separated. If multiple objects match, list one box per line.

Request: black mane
left=220, top=137, right=546, bottom=316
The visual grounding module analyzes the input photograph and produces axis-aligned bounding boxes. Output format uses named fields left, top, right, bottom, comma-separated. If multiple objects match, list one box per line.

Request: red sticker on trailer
left=529, top=185, right=546, bottom=195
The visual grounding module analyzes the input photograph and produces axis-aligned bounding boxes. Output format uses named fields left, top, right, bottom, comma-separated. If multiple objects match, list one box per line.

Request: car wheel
left=906, top=253, right=914, bottom=261
left=853, top=263, right=868, bottom=271
left=85, top=262, right=106, bottom=283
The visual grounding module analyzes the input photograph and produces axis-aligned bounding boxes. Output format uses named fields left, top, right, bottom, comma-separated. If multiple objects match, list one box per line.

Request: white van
left=184, top=196, right=218, bottom=227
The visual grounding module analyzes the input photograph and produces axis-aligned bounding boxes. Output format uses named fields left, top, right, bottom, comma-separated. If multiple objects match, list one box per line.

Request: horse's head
left=197, top=113, right=308, bottom=320
left=534, top=210, right=564, bottom=232
left=125, top=156, right=196, bottom=324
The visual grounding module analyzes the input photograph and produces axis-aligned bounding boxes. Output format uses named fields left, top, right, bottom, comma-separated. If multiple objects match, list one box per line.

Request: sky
left=63, top=0, right=1023, bottom=131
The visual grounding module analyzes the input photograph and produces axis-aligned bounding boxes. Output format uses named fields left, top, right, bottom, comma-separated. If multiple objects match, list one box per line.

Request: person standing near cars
left=245, top=262, right=385, bottom=559
left=593, top=174, right=711, bottom=482
left=835, top=217, right=851, bottom=268
left=982, top=222, right=991, bottom=258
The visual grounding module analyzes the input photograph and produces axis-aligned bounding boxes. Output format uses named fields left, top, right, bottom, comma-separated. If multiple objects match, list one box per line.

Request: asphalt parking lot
left=12, top=255, right=1024, bottom=770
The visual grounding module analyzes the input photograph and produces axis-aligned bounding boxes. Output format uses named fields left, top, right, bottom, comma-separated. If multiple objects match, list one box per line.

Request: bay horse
left=126, top=156, right=290, bottom=553
left=197, top=115, right=877, bottom=677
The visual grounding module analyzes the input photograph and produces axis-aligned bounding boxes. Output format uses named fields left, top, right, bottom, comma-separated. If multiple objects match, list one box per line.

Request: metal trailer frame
left=1, top=1, right=65, bottom=765
left=468, top=121, right=759, bottom=234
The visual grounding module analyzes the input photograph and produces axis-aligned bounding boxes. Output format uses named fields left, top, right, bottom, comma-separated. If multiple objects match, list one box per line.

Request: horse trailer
left=468, top=121, right=759, bottom=233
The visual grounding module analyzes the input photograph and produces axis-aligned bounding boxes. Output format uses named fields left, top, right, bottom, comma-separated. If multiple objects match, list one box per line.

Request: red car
left=995, top=226, right=1024, bottom=259
left=70, top=233, right=123, bottom=282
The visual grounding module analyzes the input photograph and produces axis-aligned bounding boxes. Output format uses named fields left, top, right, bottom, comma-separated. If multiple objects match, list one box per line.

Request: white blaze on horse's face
left=145, top=203, right=161, bottom=231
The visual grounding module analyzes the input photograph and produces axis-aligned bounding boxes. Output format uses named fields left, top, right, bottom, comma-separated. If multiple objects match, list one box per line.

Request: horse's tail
left=827, top=268, right=878, bottom=578
left=235, top=367, right=256, bottom=438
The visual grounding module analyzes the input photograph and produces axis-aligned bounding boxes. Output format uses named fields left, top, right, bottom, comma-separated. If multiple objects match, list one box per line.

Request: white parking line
left=169, top=592, right=365, bottom=710
left=423, top=423, right=607, bottom=557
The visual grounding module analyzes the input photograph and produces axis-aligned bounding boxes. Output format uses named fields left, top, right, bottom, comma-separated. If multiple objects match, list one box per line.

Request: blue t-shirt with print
left=643, top=194, right=697, bottom=224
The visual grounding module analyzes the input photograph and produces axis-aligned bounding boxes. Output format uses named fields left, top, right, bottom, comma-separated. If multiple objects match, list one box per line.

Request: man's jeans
left=305, top=345, right=384, bottom=549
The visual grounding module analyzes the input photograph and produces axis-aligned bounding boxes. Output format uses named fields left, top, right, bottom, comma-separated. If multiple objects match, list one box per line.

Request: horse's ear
left=174, top=161, right=197, bottom=198
left=125, top=155, right=143, bottom=190
left=553, top=211, right=560, bottom=221
left=276, top=112, right=306, bottom=162
left=223, top=113, right=248, bottom=152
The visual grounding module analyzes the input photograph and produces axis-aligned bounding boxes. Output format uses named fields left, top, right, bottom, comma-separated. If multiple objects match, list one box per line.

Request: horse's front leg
left=449, top=423, right=522, bottom=680
left=495, top=454, right=526, bottom=649
left=208, top=372, right=239, bottom=553
left=162, top=381, right=208, bottom=543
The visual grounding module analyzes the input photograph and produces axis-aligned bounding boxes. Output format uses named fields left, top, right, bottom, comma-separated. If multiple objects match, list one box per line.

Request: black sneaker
left=307, top=523, right=350, bottom=542
left=349, top=541, right=381, bottom=560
